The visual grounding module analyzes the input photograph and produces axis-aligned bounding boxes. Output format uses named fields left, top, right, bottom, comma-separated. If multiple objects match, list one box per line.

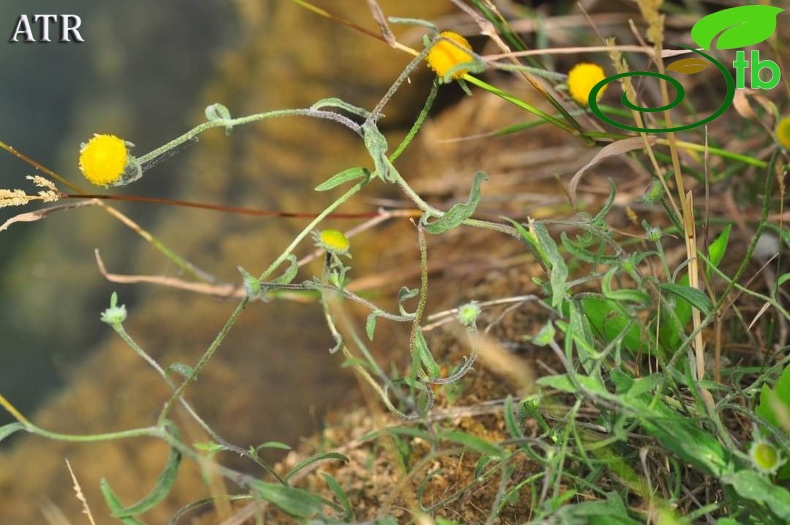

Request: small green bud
left=749, top=438, right=786, bottom=476
left=643, top=179, right=663, bottom=204
left=237, top=266, right=261, bottom=299
left=532, top=321, right=556, bottom=346
left=647, top=226, right=662, bottom=242
left=100, top=292, right=127, bottom=325
left=457, top=301, right=481, bottom=327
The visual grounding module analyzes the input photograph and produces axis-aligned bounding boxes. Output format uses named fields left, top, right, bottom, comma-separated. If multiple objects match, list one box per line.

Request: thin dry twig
left=94, top=249, right=244, bottom=298
left=0, top=200, right=95, bottom=232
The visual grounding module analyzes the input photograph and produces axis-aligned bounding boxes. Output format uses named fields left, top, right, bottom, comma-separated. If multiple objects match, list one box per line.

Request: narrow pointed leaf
left=362, top=121, right=392, bottom=181
left=659, top=283, right=713, bottom=316
left=423, top=171, right=487, bottom=234
left=270, top=254, right=298, bottom=285
left=707, top=224, right=731, bottom=273
left=250, top=481, right=328, bottom=518
left=103, top=423, right=182, bottom=518
left=439, top=430, right=506, bottom=458
left=315, top=167, right=370, bottom=191
left=365, top=311, right=380, bottom=340
left=0, top=422, right=25, bottom=443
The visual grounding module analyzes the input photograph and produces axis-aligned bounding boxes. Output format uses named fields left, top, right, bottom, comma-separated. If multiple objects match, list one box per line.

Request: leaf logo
left=691, top=5, right=784, bottom=50
left=667, top=57, right=710, bottom=75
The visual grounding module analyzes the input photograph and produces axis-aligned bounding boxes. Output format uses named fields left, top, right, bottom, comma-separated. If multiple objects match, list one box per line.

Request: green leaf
left=715, top=519, right=742, bottom=525
left=366, top=311, right=380, bottom=340
left=414, top=330, right=441, bottom=380
left=532, top=222, right=568, bottom=308
left=194, top=441, right=227, bottom=454
left=102, top=422, right=182, bottom=518
left=250, top=481, right=328, bottom=518
left=270, top=254, right=298, bottom=286
left=657, top=272, right=691, bottom=351
left=315, top=167, right=370, bottom=191
left=205, top=103, right=232, bottom=135
left=99, top=483, right=146, bottom=525
left=503, top=395, right=524, bottom=439
left=560, top=232, right=597, bottom=263
left=580, top=296, right=645, bottom=353
left=691, top=5, right=784, bottom=50
left=205, top=103, right=231, bottom=122
left=423, top=171, right=487, bottom=234
left=166, top=362, right=194, bottom=380
left=362, top=121, right=392, bottom=181
left=310, top=97, right=371, bottom=119
left=634, top=401, right=729, bottom=477
left=556, top=492, right=640, bottom=525
left=722, top=469, right=790, bottom=521
left=532, top=320, right=556, bottom=346
left=756, top=365, right=790, bottom=479
left=610, top=368, right=635, bottom=394
left=0, top=422, right=25, bottom=443
left=237, top=266, right=261, bottom=298
left=439, top=430, right=506, bottom=458
left=625, top=374, right=664, bottom=400
left=659, top=283, right=713, bottom=316
left=601, top=268, right=651, bottom=305
left=321, top=472, right=353, bottom=521
left=285, top=452, right=349, bottom=481
left=397, top=286, right=419, bottom=316
left=505, top=218, right=549, bottom=266
left=536, top=373, right=610, bottom=397
left=775, top=366, right=790, bottom=415
left=252, top=441, right=291, bottom=452
left=708, top=224, right=732, bottom=270
left=760, top=367, right=790, bottom=428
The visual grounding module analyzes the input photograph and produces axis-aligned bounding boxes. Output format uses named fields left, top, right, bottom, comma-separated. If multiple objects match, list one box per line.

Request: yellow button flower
left=427, top=31, right=474, bottom=81
left=567, top=63, right=607, bottom=106
left=79, top=134, right=129, bottom=187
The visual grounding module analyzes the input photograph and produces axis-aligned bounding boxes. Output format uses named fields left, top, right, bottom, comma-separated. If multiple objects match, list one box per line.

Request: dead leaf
left=567, top=136, right=655, bottom=206
left=732, top=89, right=757, bottom=121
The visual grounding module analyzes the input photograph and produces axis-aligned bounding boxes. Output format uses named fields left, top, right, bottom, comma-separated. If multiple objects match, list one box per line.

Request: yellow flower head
left=427, top=31, right=474, bottom=81
left=775, top=116, right=790, bottom=149
left=567, top=63, right=607, bottom=106
left=317, top=229, right=350, bottom=256
left=79, top=134, right=129, bottom=187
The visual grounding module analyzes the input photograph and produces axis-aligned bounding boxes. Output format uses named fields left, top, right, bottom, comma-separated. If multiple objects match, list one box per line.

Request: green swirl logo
left=587, top=5, right=783, bottom=134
